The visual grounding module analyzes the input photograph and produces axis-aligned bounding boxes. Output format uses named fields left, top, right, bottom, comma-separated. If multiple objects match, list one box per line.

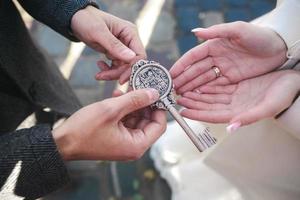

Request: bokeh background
left=17, top=0, right=276, bottom=199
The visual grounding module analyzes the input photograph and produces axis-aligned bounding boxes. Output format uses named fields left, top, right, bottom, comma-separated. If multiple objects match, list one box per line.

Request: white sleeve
left=256, top=0, right=300, bottom=49
left=253, top=0, right=300, bottom=70
left=253, top=0, right=300, bottom=136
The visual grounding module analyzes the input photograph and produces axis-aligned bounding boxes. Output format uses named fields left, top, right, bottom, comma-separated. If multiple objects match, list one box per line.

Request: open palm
left=177, top=70, right=300, bottom=126
left=170, top=22, right=287, bottom=94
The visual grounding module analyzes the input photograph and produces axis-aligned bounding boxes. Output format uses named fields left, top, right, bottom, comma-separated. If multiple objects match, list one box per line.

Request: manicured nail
left=191, top=28, right=204, bottom=32
left=146, top=88, right=159, bottom=102
left=173, top=82, right=177, bottom=89
left=121, top=49, right=136, bottom=59
left=226, top=122, right=241, bottom=133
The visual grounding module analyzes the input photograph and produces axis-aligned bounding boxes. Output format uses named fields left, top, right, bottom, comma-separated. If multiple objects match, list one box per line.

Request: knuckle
left=206, top=57, right=214, bottom=67
left=127, top=21, right=137, bottom=30
left=110, top=38, right=122, bottom=49
left=100, top=100, right=118, bottom=120
left=129, top=94, right=146, bottom=108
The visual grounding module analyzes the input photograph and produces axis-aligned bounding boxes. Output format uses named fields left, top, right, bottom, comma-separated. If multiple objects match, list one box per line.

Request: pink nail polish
left=226, top=122, right=241, bottom=133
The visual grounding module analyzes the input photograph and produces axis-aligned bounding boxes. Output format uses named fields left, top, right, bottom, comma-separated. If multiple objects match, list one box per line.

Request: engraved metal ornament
left=130, top=60, right=176, bottom=110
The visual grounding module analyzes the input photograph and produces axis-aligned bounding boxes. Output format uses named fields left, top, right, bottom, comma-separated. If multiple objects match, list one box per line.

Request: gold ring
left=212, top=66, right=221, bottom=78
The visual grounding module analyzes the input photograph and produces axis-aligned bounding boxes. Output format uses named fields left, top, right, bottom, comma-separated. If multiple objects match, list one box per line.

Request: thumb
left=95, top=28, right=136, bottom=62
left=114, top=89, right=159, bottom=118
left=229, top=103, right=278, bottom=129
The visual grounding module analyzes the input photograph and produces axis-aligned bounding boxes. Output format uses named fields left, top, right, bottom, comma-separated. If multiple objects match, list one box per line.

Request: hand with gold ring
left=170, top=21, right=287, bottom=95
left=177, top=70, right=300, bottom=131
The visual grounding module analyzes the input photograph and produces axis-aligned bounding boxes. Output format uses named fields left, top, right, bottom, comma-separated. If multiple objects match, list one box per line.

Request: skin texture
left=170, top=21, right=287, bottom=94
left=178, top=70, right=300, bottom=126
left=71, top=6, right=146, bottom=84
left=52, top=89, right=167, bottom=161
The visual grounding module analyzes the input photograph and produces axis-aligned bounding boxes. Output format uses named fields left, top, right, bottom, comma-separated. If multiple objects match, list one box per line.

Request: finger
left=96, top=64, right=127, bottom=80
left=113, top=88, right=159, bottom=119
left=142, top=110, right=166, bottom=145
left=176, top=68, right=217, bottom=94
left=119, top=68, right=132, bottom=84
left=95, top=61, right=111, bottom=80
left=192, top=22, right=243, bottom=40
left=90, top=43, right=107, bottom=53
left=195, top=84, right=237, bottom=94
left=206, top=77, right=231, bottom=86
left=112, top=89, right=124, bottom=97
left=127, top=31, right=147, bottom=58
left=93, top=27, right=136, bottom=62
left=173, top=57, right=213, bottom=89
left=177, top=97, right=228, bottom=110
left=105, top=53, right=115, bottom=61
left=97, top=60, right=110, bottom=71
left=183, top=92, right=231, bottom=104
left=119, top=54, right=146, bottom=84
left=229, top=97, right=291, bottom=126
left=170, top=42, right=209, bottom=78
left=180, top=109, right=232, bottom=123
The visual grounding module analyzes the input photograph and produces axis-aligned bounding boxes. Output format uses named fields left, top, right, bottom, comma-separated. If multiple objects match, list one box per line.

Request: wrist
left=70, top=5, right=99, bottom=38
left=52, top=125, right=76, bottom=161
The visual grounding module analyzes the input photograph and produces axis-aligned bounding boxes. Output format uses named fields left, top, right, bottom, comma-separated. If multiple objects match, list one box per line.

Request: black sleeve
left=17, top=0, right=99, bottom=41
left=0, top=125, right=69, bottom=199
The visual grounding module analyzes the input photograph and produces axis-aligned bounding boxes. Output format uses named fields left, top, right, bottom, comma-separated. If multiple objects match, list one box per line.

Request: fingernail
left=191, top=28, right=204, bottom=32
left=95, top=73, right=101, bottom=79
left=146, top=88, right=159, bottom=102
left=173, top=82, right=177, bottom=89
left=100, top=74, right=111, bottom=80
left=226, top=122, right=241, bottom=133
left=121, top=49, right=136, bottom=59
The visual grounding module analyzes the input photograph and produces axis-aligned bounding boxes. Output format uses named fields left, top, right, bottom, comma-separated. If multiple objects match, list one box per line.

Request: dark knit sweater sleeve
left=0, top=125, right=69, bottom=199
left=17, top=0, right=99, bottom=41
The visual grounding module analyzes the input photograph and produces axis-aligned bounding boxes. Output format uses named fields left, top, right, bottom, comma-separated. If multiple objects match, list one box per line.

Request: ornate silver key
left=129, top=60, right=217, bottom=152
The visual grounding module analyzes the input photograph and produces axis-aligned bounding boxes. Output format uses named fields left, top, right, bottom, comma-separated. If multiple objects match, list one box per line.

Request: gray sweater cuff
left=18, top=0, right=99, bottom=41
left=0, top=125, right=70, bottom=199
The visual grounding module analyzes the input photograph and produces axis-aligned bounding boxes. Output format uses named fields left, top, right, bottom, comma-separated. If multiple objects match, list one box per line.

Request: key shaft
left=168, top=106, right=207, bottom=152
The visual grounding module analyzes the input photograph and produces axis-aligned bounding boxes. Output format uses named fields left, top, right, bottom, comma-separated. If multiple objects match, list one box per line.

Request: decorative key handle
left=129, top=60, right=216, bottom=152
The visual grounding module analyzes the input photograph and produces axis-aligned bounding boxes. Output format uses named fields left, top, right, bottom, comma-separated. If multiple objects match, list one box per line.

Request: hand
left=71, top=6, right=146, bottom=84
left=177, top=70, right=300, bottom=130
left=52, top=89, right=166, bottom=161
left=170, top=21, right=287, bottom=94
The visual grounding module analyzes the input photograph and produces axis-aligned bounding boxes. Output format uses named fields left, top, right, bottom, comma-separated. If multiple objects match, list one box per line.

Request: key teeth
left=197, top=127, right=217, bottom=149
